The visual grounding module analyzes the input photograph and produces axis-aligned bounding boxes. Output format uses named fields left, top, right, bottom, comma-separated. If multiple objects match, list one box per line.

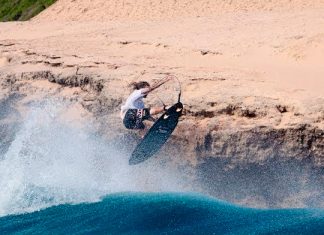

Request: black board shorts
left=123, top=108, right=151, bottom=129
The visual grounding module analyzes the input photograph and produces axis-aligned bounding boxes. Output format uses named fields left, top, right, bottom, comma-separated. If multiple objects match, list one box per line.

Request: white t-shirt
left=120, top=89, right=148, bottom=119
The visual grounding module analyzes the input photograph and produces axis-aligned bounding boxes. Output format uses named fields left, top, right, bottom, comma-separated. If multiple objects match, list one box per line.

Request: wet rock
left=194, top=125, right=324, bottom=167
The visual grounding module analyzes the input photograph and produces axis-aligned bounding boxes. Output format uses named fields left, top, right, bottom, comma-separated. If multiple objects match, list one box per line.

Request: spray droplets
left=0, top=99, right=189, bottom=216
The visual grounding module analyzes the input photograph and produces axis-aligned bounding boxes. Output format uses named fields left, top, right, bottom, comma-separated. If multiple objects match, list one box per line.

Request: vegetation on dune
left=0, top=0, right=57, bottom=21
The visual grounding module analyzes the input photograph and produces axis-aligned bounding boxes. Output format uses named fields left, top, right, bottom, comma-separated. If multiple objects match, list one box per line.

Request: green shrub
left=0, top=0, right=57, bottom=21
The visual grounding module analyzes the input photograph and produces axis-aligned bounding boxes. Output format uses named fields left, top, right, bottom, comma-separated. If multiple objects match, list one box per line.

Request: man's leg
left=135, top=109, right=147, bottom=138
left=138, top=107, right=164, bottom=138
left=139, top=125, right=150, bottom=138
left=150, top=106, right=165, bottom=115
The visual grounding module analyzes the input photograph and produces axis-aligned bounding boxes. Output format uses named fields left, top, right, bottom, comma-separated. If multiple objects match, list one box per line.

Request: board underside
left=129, top=102, right=183, bottom=165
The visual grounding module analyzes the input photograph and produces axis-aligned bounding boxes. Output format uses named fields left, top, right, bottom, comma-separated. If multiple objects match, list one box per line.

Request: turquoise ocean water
left=1, top=192, right=323, bottom=235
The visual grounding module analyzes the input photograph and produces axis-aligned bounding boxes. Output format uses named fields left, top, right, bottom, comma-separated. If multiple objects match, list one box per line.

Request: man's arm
left=142, top=75, right=173, bottom=95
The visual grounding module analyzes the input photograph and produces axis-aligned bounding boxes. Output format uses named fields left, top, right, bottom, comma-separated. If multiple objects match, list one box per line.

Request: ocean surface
left=0, top=192, right=323, bottom=235
left=0, top=99, right=323, bottom=234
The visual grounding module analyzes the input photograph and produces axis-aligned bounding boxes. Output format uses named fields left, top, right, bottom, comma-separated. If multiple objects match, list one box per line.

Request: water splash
left=0, top=99, right=190, bottom=216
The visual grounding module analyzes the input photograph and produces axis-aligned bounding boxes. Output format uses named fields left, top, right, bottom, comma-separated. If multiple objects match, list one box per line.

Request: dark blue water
left=1, top=192, right=323, bottom=235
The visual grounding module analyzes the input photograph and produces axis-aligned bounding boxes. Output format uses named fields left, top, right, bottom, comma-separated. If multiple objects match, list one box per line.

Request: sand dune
left=35, top=0, right=324, bottom=21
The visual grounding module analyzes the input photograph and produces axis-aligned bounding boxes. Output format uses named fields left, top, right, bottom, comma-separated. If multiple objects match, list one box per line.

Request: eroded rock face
left=195, top=126, right=323, bottom=166
left=1, top=70, right=322, bottom=168
left=0, top=66, right=323, bottom=209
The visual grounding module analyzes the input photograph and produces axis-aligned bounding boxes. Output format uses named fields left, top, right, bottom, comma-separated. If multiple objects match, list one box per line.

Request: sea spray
left=0, top=99, right=191, bottom=216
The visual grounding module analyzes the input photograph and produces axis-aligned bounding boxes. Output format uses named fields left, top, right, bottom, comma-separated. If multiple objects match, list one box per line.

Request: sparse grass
left=0, top=0, right=57, bottom=21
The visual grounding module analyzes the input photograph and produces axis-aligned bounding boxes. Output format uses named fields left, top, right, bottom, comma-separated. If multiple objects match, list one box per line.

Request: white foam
left=0, top=99, right=189, bottom=216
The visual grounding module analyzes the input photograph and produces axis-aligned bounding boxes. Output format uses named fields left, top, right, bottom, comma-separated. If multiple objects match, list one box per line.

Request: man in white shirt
left=121, top=76, right=172, bottom=130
